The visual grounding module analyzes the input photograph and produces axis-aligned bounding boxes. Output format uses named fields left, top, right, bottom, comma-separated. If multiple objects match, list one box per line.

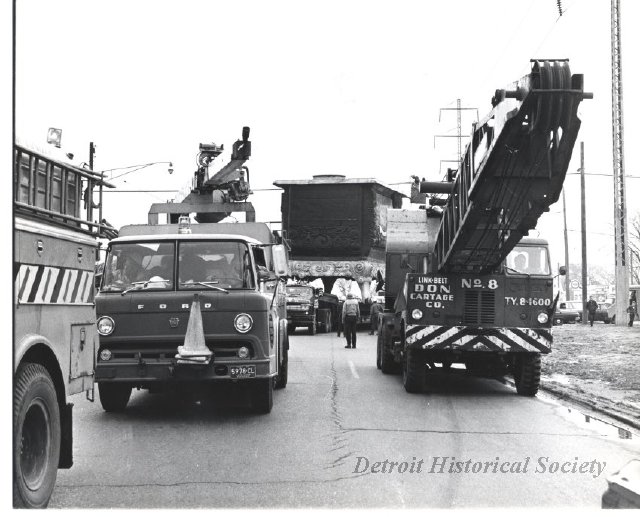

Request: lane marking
left=348, top=360, right=360, bottom=379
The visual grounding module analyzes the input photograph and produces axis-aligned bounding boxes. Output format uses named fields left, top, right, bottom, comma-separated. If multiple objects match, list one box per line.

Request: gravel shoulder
left=541, top=322, right=640, bottom=431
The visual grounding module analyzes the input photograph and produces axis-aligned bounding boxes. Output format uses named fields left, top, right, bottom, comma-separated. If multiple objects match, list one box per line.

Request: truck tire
left=376, top=333, right=382, bottom=369
left=251, top=378, right=273, bottom=414
left=308, top=318, right=317, bottom=335
left=403, top=348, right=426, bottom=393
left=274, top=338, right=289, bottom=390
left=13, top=363, right=61, bottom=509
left=380, top=328, right=400, bottom=374
left=514, top=354, right=541, bottom=396
left=98, top=383, right=132, bottom=412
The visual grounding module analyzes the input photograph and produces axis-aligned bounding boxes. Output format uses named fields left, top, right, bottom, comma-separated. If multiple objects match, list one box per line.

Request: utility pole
left=580, top=143, right=588, bottom=323
left=611, top=0, right=629, bottom=325
left=436, top=101, right=478, bottom=167
left=562, top=188, right=571, bottom=300
left=90, top=141, right=103, bottom=230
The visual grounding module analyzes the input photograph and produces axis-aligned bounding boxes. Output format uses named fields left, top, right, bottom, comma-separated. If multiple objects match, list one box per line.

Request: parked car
left=601, top=302, right=617, bottom=324
left=555, top=300, right=613, bottom=325
left=553, top=301, right=582, bottom=325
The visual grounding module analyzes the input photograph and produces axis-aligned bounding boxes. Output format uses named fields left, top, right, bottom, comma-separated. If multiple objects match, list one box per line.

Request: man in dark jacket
left=586, top=297, right=598, bottom=327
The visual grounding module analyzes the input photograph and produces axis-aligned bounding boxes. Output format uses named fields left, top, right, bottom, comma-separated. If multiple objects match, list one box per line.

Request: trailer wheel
left=514, top=354, right=541, bottom=396
left=13, top=363, right=61, bottom=509
left=98, top=383, right=132, bottom=412
left=274, top=336, right=289, bottom=390
left=251, top=378, right=273, bottom=414
left=402, top=348, right=426, bottom=393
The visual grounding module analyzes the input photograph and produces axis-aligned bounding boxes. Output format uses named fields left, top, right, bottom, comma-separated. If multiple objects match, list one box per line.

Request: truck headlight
left=97, top=316, right=115, bottom=336
left=537, top=312, right=549, bottom=324
left=234, top=313, right=253, bottom=333
left=100, top=349, right=112, bottom=361
left=238, top=346, right=250, bottom=358
left=411, top=309, right=423, bottom=320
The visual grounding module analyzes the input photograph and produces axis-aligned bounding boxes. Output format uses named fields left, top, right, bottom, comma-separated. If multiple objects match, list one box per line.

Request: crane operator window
left=505, top=246, right=550, bottom=275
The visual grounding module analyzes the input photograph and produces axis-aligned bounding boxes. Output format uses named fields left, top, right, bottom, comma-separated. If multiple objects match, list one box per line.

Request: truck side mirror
left=257, top=266, right=276, bottom=282
left=271, top=244, right=289, bottom=277
left=559, top=266, right=567, bottom=276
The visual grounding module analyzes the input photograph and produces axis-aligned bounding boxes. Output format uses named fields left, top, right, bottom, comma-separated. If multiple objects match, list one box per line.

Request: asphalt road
left=51, top=330, right=640, bottom=509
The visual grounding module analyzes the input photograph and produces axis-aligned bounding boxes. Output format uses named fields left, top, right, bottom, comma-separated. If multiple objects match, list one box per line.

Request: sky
left=11, top=0, right=640, bottom=274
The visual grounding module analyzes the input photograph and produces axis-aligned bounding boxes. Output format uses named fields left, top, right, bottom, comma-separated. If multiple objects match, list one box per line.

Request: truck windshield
left=178, top=241, right=253, bottom=290
left=286, top=285, right=313, bottom=300
left=505, top=245, right=550, bottom=275
left=102, top=242, right=175, bottom=291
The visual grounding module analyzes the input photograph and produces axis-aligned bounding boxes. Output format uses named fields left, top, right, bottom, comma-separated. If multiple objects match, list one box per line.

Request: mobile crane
left=377, top=59, right=592, bottom=395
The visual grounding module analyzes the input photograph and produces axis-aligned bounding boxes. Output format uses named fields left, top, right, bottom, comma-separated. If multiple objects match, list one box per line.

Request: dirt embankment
left=541, top=323, right=640, bottom=430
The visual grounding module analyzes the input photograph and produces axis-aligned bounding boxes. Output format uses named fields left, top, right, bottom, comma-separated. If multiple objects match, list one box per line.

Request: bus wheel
left=514, top=354, right=541, bottom=396
left=403, top=348, right=426, bottom=393
left=251, top=378, right=273, bottom=414
left=13, top=363, right=61, bottom=509
left=98, top=383, right=132, bottom=412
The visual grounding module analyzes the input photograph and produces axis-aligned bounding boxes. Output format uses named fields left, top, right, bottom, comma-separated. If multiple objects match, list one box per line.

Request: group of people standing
left=586, top=296, right=638, bottom=327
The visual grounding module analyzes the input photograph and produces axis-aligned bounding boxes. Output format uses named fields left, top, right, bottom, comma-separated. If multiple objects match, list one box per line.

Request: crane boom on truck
left=424, top=59, right=592, bottom=273
left=377, top=60, right=591, bottom=396
left=148, top=126, right=255, bottom=224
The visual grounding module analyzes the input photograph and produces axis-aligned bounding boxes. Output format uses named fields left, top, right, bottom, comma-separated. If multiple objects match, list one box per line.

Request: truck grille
left=101, top=341, right=254, bottom=360
left=462, top=291, right=495, bottom=325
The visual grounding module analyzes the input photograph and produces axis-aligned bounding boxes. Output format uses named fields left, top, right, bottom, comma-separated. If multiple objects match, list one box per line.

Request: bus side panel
left=14, top=222, right=98, bottom=396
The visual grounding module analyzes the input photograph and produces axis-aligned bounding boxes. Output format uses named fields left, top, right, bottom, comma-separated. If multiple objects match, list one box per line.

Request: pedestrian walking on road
left=627, top=301, right=638, bottom=327
left=369, top=299, right=383, bottom=335
left=586, top=297, right=598, bottom=327
left=342, top=293, right=360, bottom=348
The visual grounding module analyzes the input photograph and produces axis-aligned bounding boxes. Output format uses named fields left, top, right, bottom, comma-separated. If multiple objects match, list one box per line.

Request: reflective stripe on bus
left=15, top=264, right=94, bottom=304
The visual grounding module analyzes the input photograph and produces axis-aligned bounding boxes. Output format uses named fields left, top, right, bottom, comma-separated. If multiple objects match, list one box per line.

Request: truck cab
left=286, top=284, right=319, bottom=334
left=95, top=223, right=289, bottom=413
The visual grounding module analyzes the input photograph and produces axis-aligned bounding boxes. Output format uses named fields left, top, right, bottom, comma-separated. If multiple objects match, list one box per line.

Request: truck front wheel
left=403, top=348, right=426, bottom=393
left=251, top=378, right=273, bottom=414
left=380, top=328, right=400, bottom=374
left=274, top=337, right=289, bottom=390
left=98, top=383, right=132, bottom=412
left=13, top=363, right=61, bottom=509
left=513, top=354, right=541, bottom=396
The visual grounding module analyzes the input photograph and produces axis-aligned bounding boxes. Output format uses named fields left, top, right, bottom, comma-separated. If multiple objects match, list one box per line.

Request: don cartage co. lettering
left=409, top=277, right=453, bottom=309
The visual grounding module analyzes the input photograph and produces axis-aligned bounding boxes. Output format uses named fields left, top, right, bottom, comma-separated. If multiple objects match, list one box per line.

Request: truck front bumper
left=405, top=325, right=552, bottom=354
left=95, top=357, right=273, bottom=384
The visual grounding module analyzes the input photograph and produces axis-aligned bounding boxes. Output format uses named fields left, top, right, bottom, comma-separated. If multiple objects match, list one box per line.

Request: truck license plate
left=230, top=365, right=256, bottom=378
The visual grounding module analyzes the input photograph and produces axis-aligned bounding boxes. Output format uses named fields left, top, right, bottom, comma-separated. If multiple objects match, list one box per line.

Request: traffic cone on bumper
left=176, top=293, right=212, bottom=364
